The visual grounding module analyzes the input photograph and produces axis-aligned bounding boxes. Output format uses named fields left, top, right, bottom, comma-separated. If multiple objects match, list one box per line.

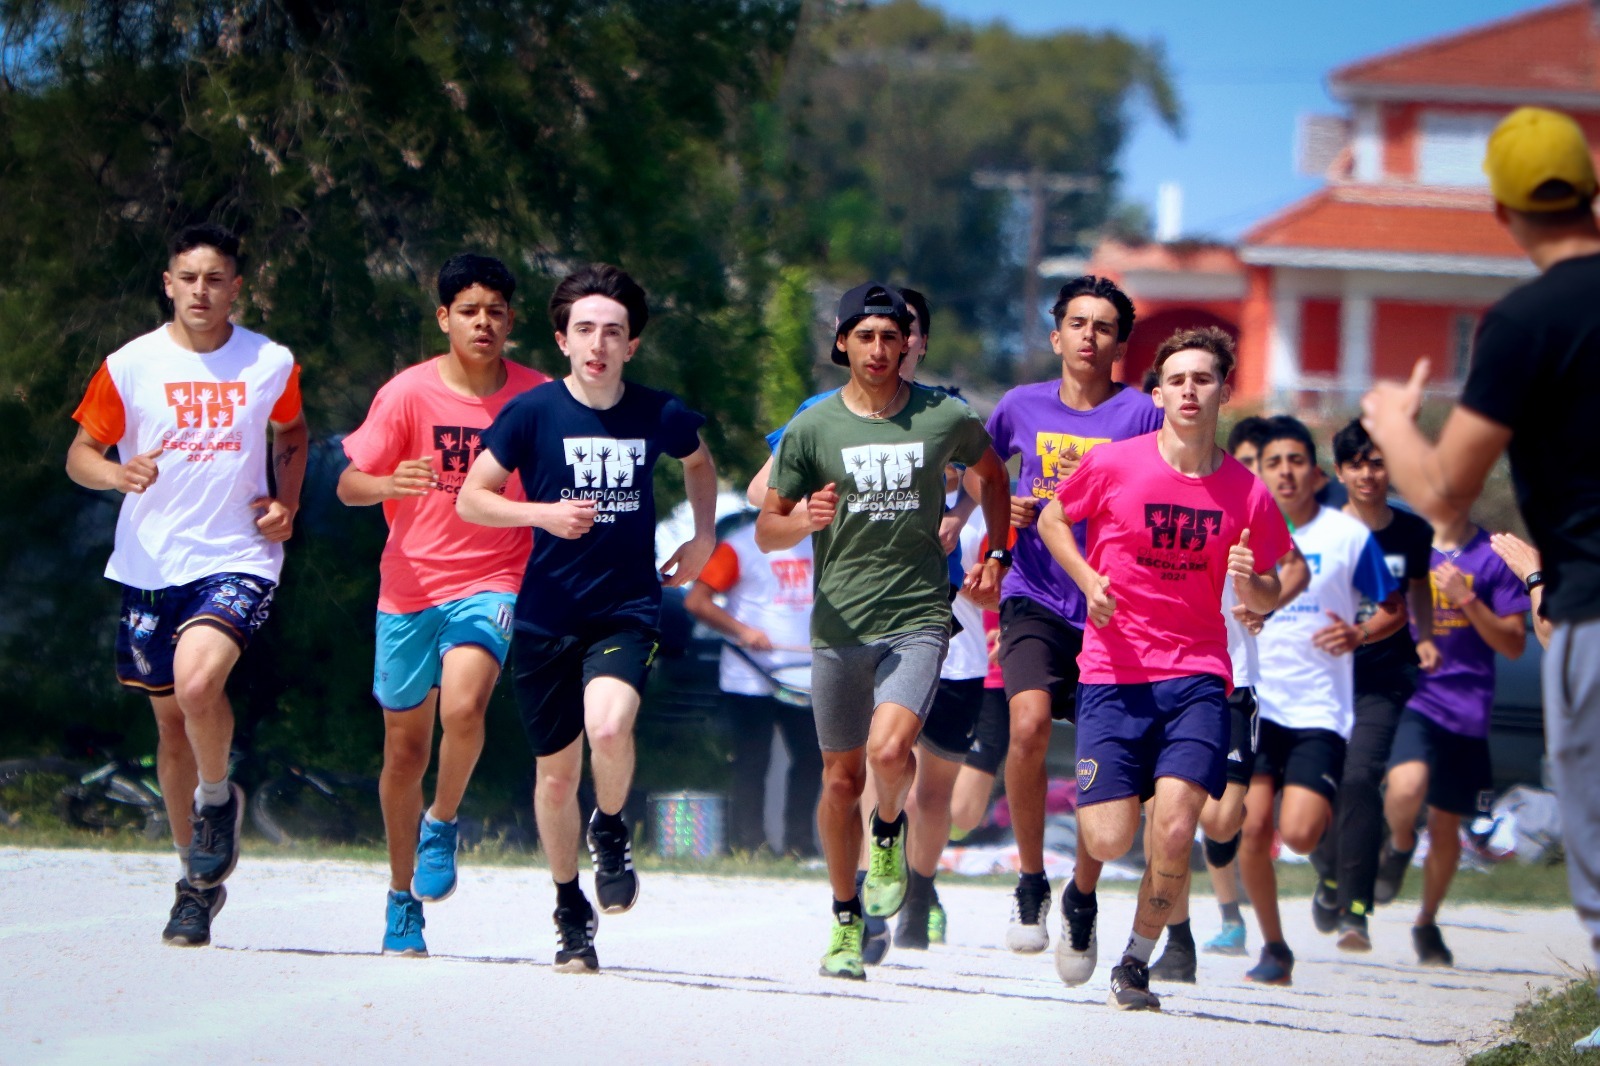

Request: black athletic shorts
left=998, top=595, right=1083, bottom=722
left=965, top=687, right=1010, bottom=775
left=511, top=624, right=659, bottom=757
left=1253, top=718, right=1345, bottom=804
left=1224, top=687, right=1261, bottom=787
left=920, top=677, right=984, bottom=762
left=1387, top=709, right=1493, bottom=817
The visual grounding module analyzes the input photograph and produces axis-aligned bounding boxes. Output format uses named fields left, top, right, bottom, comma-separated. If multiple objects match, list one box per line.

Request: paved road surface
left=0, top=847, right=1587, bottom=1065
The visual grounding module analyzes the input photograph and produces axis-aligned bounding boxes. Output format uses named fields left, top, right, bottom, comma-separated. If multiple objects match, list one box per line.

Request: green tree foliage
left=0, top=0, right=799, bottom=763
left=774, top=0, right=1180, bottom=379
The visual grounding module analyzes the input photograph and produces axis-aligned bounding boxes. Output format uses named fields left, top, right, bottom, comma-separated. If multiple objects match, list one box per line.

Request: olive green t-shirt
left=771, top=387, right=991, bottom=647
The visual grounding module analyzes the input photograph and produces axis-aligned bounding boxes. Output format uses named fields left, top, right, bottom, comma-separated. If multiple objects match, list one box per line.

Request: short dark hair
left=1226, top=415, right=1271, bottom=455
left=438, top=253, right=516, bottom=309
left=1260, top=414, right=1317, bottom=468
left=1332, top=417, right=1379, bottom=466
left=1051, top=275, right=1135, bottom=341
left=900, top=287, right=930, bottom=338
left=170, top=223, right=241, bottom=271
left=549, top=263, right=649, bottom=338
left=1152, top=325, right=1236, bottom=382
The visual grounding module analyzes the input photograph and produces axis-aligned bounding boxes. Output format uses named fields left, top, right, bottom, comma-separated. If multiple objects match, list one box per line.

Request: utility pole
left=973, top=168, right=1100, bottom=369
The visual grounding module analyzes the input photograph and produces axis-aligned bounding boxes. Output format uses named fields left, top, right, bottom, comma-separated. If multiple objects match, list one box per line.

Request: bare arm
left=1228, top=529, right=1282, bottom=615
left=746, top=454, right=774, bottom=508
left=1362, top=360, right=1511, bottom=524
left=684, top=580, right=771, bottom=650
left=1490, top=531, right=1553, bottom=649
left=756, top=485, right=833, bottom=553
left=1275, top=547, right=1311, bottom=608
left=337, top=455, right=438, bottom=507
left=66, top=426, right=162, bottom=494
left=1360, top=589, right=1410, bottom=644
left=1037, top=499, right=1114, bottom=626
left=457, top=449, right=595, bottom=537
left=1407, top=577, right=1441, bottom=671
left=1434, top=560, right=1525, bottom=660
left=959, top=447, right=1014, bottom=611
left=660, top=440, right=718, bottom=587
left=252, top=412, right=309, bottom=542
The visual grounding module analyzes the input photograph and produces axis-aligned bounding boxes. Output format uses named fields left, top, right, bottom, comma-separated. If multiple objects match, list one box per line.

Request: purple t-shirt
left=1408, top=528, right=1530, bottom=737
left=986, top=381, right=1164, bottom=625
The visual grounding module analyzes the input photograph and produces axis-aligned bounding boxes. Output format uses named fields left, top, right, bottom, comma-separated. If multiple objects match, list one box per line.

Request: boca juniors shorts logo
left=1076, top=758, right=1098, bottom=793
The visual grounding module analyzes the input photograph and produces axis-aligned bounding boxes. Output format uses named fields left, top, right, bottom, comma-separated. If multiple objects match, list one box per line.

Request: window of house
left=1418, top=113, right=1501, bottom=186
left=1453, top=312, right=1479, bottom=380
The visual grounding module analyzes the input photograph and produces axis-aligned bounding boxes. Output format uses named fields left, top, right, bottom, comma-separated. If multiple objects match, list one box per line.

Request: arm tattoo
left=274, top=444, right=300, bottom=471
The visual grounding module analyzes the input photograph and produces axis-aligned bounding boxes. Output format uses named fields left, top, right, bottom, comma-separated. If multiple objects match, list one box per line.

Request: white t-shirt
left=1255, top=505, right=1398, bottom=737
left=703, top=523, right=813, bottom=696
left=942, top=506, right=987, bottom=681
left=72, top=324, right=302, bottom=590
left=1223, top=581, right=1258, bottom=690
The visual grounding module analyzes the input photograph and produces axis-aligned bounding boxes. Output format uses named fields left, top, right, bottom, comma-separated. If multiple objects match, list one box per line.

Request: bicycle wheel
left=0, top=758, right=94, bottom=831
left=62, top=772, right=169, bottom=840
left=250, top=769, right=379, bottom=846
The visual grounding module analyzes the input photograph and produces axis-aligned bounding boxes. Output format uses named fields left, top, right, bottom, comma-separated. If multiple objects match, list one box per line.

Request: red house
left=1090, top=0, right=1600, bottom=409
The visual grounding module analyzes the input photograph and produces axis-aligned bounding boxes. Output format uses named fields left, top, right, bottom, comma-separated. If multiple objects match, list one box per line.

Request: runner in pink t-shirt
left=337, top=254, right=549, bottom=957
left=1037, top=326, right=1292, bottom=1011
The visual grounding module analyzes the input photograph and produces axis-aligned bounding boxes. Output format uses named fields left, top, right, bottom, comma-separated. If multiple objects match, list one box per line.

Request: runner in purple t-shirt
left=1378, top=518, right=1529, bottom=967
left=984, top=275, right=1163, bottom=983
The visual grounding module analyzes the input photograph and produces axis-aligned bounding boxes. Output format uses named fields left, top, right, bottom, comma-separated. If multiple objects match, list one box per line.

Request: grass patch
left=1468, top=975, right=1600, bottom=1066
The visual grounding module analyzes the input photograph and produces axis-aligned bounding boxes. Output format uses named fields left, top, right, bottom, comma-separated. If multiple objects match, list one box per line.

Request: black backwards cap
left=830, top=282, right=912, bottom=366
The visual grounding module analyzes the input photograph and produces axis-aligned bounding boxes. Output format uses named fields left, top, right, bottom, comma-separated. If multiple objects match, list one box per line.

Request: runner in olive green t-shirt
left=757, top=281, right=1012, bottom=981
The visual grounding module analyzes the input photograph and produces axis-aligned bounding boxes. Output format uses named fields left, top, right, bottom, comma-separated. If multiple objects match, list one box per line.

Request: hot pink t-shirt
left=1054, top=432, right=1292, bottom=690
left=343, top=356, right=550, bottom=614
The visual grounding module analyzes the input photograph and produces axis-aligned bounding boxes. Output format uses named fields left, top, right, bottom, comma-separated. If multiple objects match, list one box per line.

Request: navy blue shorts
left=1388, top=709, right=1493, bottom=817
left=116, top=574, right=277, bottom=696
left=1074, top=675, right=1230, bottom=806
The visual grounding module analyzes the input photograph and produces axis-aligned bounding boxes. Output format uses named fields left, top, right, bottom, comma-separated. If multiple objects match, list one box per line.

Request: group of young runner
left=66, top=105, right=1600, bottom=1037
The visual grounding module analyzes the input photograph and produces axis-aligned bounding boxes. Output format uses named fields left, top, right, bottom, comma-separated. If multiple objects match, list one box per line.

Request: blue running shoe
left=411, top=815, right=459, bottom=902
left=862, top=914, right=891, bottom=965
left=1574, top=1024, right=1600, bottom=1051
left=1245, top=943, right=1294, bottom=985
left=1203, top=919, right=1248, bottom=956
left=382, top=890, right=427, bottom=957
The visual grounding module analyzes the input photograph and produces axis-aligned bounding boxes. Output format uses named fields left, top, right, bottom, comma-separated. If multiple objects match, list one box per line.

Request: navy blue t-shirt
left=481, top=380, right=705, bottom=636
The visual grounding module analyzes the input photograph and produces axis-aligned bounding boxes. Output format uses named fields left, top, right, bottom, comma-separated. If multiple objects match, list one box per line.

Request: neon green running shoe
left=862, top=809, right=908, bottom=918
left=820, top=911, right=866, bottom=980
left=927, top=899, right=947, bottom=945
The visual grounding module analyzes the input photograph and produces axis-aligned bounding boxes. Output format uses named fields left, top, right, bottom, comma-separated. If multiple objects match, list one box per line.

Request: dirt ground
left=0, top=847, right=1588, bottom=1065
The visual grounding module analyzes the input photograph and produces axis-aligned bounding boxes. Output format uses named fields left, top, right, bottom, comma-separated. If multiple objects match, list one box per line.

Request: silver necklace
left=865, top=381, right=905, bottom=419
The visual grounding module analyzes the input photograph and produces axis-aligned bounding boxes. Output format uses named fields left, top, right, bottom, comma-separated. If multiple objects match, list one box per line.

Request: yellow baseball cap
left=1483, top=107, right=1598, bottom=212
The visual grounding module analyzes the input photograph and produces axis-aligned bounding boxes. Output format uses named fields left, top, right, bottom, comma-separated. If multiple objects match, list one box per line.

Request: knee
left=153, top=707, right=188, bottom=746
left=1150, top=819, right=1197, bottom=864
left=821, top=762, right=865, bottom=806
left=172, top=670, right=227, bottom=715
left=1239, top=809, right=1274, bottom=854
left=1204, top=831, right=1241, bottom=868
left=1009, top=710, right=1051, bottom=758
left=383, top=729, right=431, bottom=779
left=866, top=734, right=913, bottom=779
left=1279, top=815, right=1325, bottom=855
left=438, top=700, right=487, bottom=737
left=586, top=720, right=630, bottom=757
left=1081, top=817, right=1137, bottom=863
left=536, top=762, right=580, bottom=801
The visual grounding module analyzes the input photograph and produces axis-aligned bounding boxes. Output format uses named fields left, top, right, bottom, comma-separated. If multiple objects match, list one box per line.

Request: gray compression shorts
left=810, top=628, right=949, bottom=752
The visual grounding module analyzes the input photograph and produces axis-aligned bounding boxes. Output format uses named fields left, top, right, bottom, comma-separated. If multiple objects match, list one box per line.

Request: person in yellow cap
left=1361, top=105, right=1600, bottom=1053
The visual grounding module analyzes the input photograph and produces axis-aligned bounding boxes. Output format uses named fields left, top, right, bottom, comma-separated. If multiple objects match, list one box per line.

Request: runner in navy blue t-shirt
left=459, top=263, right=717, bottom=973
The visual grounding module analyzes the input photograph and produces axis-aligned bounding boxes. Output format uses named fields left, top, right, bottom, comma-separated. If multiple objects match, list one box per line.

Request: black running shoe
left=162, top=879, right=226, bottom=947
left=587, top=812, right=640, bottom=914
left=1312, top=879, right=1339, bottom=934
left=1374, top=840, right=1415, bottom=905
left=1149, top=937, right=1197, bottom=983
left=894, top=893, right=931, bottom=951
left=1336, top=913, right=1372, bottom=953
left=1107, top=956, right=1161, bottom=1011
left=553, top=894, right=599, bottom=973
left=187, top=782, right=244, bottom=890
left=1413, top=922, right=1454, bottom=966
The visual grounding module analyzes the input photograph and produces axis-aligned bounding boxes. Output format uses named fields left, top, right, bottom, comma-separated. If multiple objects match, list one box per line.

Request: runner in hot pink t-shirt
left=336, top=254, right=549, bottom=958
left=1054, top=434, right=1289, bottom=689
left=1036, top=327, right=1291, bottom=1011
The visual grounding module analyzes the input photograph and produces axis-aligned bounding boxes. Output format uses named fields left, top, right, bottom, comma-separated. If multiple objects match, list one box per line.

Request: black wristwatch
left=986, top=548, right=1013, bottom=568
left=1525, top=570, right=1545, bottom=593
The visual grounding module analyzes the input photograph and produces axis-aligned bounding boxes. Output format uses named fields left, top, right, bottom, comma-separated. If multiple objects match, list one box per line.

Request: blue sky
left=931, top=0, right=1547, bottom=239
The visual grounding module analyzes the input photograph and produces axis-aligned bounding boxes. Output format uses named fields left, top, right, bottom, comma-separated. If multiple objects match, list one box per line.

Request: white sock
left=175, top=843, right=190, bottom=876
left=1124, top=931, right=1158, bottom=965
left=194, top=777, right=230, bottom=811
left=423, top=808, right=454, bottom=826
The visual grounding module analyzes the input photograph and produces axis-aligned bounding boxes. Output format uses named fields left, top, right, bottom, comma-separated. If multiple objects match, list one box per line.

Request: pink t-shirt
left=343, top=356, right=550, bottom=614
left=1054, top=433, right=1292, bottom=690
